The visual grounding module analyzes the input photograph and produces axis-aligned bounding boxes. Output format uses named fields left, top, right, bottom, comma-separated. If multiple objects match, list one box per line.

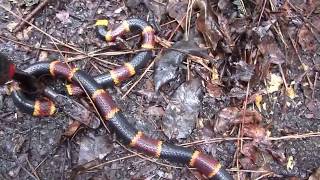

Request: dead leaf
left=211, top=66, right=219, bottom=83
left=255, top=95, right=263, bottom=112
left=243, top=124, right=267, bottom=141
left=265, top=147, right=286, bottom=163
left=214, top=107, right=262, bottom=133
left=195, top=0, right=224, bottom=52
left=286, top=156, right=294, bottom=170
left=136, top=89, right=159, bottom=102
left=64, top=120, right=81, bottom=137
left=231, top=61, right=255, bottom=82
left=214, top=107, right=239, bottom=133
left=167, top=0, right=188, bottom=28
left=78, top=133, right=113, bottom=164
left=241, top=142, right=258, bottom=160
left=267, top=73, right=283, bottom=93
left=114, top=6, right=125, bottom=13
left=298, top=20, right=319, bottom=52
left=145, top=1, right=166, bottom=26
left=228, top=87, right=247, bottom=99
left=145, top=105, right=165, bottom=117
left=252, top=20, right=275, bottom=40
left=38, top=51, right=48, bottom=62
left=286, top=86, right=296, bottom=99
left=247, top=90, right=266, bottom=105
left=16, top=26, right=33, bottom=41
left=154, top=40, right=206, bottom=92
left=206, top=83, right=223, bottom=98
left=218, top=0, right=233, bottom=11
left=306, top=99, right=320, bottom=119
left=6, top=22, right=18, bottom=32
left=258, top=37, right=285, bottom=65
left=239, top=157, right=257, bottom=170
left=24, top=0, right=39, bottom=6
left=56, top=11, right=71, bottom=24
left=309, top=167, right=320, bottom=180
left=162, top=79, right=203, bottom=139
left=216, top=13, right=234, bottom=53
left=300, top=63, right=309, bottom=71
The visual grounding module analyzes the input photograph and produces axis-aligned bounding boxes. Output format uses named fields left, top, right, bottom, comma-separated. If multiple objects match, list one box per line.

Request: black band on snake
left=64, top=18, right=155, bottom=95
left=68, top=18, right=154, bottom=96
left=11, top=18, right=154, bottom=116
left=0, top=18, right=233, bottom=180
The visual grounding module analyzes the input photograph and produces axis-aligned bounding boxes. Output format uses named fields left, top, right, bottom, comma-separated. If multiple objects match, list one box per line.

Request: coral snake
left=1, top=18, right=233, bottom=180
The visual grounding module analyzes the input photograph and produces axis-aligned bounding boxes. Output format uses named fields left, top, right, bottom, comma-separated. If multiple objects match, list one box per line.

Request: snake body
left=3, top=18, right=233, bottom=180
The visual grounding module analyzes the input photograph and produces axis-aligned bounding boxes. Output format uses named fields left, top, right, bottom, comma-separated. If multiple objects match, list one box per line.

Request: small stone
left=6, top=22, right=18, bottom=32
left=38, top=51, right=48, bottom=61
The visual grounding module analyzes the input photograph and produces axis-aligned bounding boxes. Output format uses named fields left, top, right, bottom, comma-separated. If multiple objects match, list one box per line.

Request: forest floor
left=0, top=0, right=319, bottom=179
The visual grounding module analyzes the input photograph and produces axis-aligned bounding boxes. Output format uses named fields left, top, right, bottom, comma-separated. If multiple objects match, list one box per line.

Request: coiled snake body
left=1, top=18, right=233, bottom=180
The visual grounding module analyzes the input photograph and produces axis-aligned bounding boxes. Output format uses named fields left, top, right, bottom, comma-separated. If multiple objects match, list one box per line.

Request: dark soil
left=0, top=0, right=319, bottom=180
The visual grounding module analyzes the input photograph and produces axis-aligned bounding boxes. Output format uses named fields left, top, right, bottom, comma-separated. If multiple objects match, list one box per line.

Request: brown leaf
left=239, top=157, right=257, bottom=170
left=127, top=0, right=166, bottom=25
left=258, top=37, right=285, bottom=65
left=195, top=0, right=224, bottom=52
left=214, top=107, right=239, bottom=133
left=241, top=143, right=258, bottom=160
left=145, top=105, right=165, bottom=117
left=238, top=110, right=263, bottom=123
left=309, top=167, right=320, bottom=180
left=206, top=83, right=224, bottom=98
left=216, top=14, right=233, bottom=53
left=167, top=0, right=188, bottom=28
left=214, top=107, right=262, bottom=133
left=64, top=120, right=81, bottom=137
left=298, top=25, right=317, bottom=52
left=243, top=124, right=267, bottom=141
left=298, top=15, right=320, bottom=52
left=265, top=147, right=286, bottom=163
left=306, top=99, right=320, bottom=119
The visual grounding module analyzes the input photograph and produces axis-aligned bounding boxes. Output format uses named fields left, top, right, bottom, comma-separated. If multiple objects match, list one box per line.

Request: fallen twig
left=14, top=0, right=51, bottom=33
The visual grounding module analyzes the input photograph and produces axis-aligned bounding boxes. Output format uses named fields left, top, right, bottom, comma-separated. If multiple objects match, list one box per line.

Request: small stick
left=257, top=0, right=267, bottom=25
left=278, top=64, right=288, bottom=89
left=14, top=0, right=51, bottom=33
left=26, top=157, right=40, bottom=180
left=312, top=72, right=318, bottom=99
left=288, top=34, right=313, bottom=88
left=20, top=166, right=38, bottom=180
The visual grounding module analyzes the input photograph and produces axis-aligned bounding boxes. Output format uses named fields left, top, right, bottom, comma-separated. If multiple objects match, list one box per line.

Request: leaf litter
left=0, top=0, right=319, bottom=179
